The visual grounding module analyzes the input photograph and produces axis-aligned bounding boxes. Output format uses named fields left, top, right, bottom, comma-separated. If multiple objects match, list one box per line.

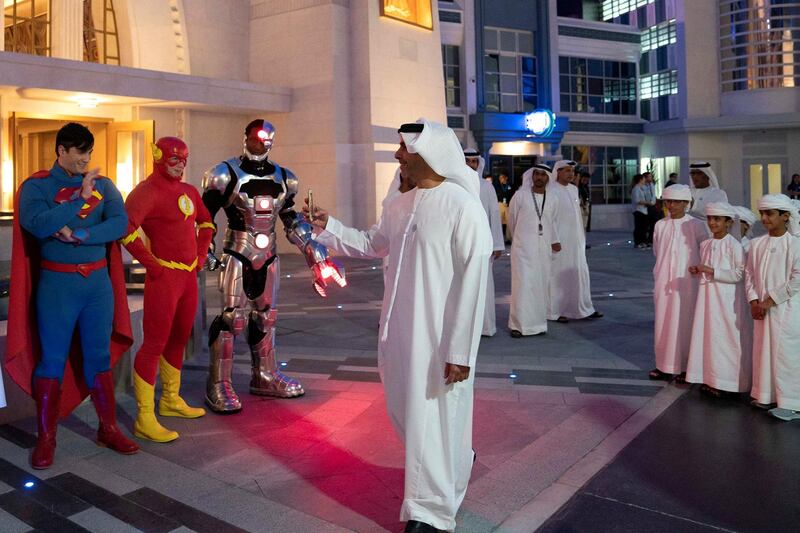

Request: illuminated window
left=3, top=0, right=51, bottom=56
left=561, top=144, right=640, bottom=204
left=719, top=0, right=800, bottom=92
left=380, top=0, right=433, bottom=30
left=559, top=57, right=637, bottom=115
left=602, top=0, right=653, bottom=21
left=442, top=45, right=461, bottom=108
left=83, top=0, right=119, bottom=65
left=640, top=70, right=677, bottom=100
left=641, top=19, right=676, bottom=52
left=483, top=27, right=536, bottom=113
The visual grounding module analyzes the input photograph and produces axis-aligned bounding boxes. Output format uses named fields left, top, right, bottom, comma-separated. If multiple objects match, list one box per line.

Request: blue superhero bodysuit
left=18, top=163, right=128, bottom=386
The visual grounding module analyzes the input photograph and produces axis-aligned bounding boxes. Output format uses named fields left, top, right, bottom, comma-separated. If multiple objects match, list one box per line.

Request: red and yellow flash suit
left=122, top=137, right=214, bottom=442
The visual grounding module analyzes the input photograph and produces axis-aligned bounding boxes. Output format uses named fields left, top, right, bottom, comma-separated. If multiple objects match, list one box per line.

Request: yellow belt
left=154, top=256, right=198, bottom=272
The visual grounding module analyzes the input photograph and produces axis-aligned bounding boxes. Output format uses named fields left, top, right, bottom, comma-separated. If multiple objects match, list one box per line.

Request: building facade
left=441, top=0, right=800, bottom=229
left=0, top=0, right=450, bottom=260
left=2, top=0, right=799, bottom=248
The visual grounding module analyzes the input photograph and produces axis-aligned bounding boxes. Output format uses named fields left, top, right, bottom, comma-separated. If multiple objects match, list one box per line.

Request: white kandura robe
left=689, top=187, right=729, bottom=220
left=745, top=233, right=800, bottom=410
left=321, top=182, right=492, bottom=531
left=479, top=178, right=505, bottom=336
left=741, top=236, right=750, bottom=255
left=652, top=215, right=709, bottom=374
left=686, top=234, right=752, bottom=392
left=548, top=182, right=595, bottom=319
left=508, top=188, right=560, bottom=335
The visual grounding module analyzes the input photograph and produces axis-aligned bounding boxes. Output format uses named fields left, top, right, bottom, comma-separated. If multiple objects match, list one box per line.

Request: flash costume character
left=202, top=119, right=346, bottom=413
left=122, top=137, right=213, bottom=442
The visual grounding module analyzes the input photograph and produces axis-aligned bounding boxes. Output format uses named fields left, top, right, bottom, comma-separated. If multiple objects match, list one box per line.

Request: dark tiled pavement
left=1, top=230, right=792, bottom=532
left=541, top=388, right=800, bottom=533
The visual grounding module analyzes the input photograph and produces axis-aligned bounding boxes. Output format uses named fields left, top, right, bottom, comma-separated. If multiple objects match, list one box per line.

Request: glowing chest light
left=254, top=233, right=271, bottom=249
left=525, top=109, right=556, bottom=137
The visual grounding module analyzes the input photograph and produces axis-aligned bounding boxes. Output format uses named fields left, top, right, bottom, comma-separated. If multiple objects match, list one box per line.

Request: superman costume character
left=6, top=122, right=138, bottom=469
left=121, top=136, right=214, bottom=442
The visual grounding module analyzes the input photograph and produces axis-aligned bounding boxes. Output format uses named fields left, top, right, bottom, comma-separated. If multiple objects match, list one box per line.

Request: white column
left=50, top=0, right=83, bottom=60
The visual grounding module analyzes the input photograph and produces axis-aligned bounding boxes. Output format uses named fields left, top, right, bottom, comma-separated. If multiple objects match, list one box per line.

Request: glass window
left=719, top=0, right=800, bottom=91
left=484, top=28, right=498, bottom=51
left=483, top=27, right=537, bottom=114
left=83, top=0, right=121, bottom=65
left=442, top=44, right=461, bottom=108
left=559, top=56, right=637, bottom=115
left=499, top=55, right=517, bottom=73
left=3, top=0, right=51, bottom=56
left=561, top=144, right=640, bottom=204
left=518, top=32, right=534, bottom=55
left=500, top=31, right=516, bottom=52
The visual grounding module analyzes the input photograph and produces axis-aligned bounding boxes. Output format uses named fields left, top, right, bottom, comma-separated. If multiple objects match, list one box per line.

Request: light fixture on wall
left=76, top=97, right=100, bottom=108
left=525, top=109, right=556, bottom=137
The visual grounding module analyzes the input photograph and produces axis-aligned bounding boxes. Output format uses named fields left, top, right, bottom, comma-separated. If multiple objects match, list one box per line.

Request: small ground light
left=280, top=361, right=288, bottom=367
left=371, top=266, right=377, bottom=270
left=509, top=373, right=518, bottom=379
left=608, top=293, right=614, bottom=297
left=337, top=305, right=343, bottom=309
left=23, top=481, right=34, bottom=489
left=285, top=274, right=292, bottom=278
left=606, top=242, right=611, bottom=246
left=627, top=240, right=632, bottom=244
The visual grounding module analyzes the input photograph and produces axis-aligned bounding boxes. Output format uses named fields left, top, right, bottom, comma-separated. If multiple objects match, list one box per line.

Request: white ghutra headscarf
left=758, top=194, right=800, bottom=237
left=399, top=118, right=480, bottom=199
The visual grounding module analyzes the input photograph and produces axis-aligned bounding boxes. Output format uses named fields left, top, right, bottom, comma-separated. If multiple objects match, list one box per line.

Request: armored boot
left=248, top=311, right=304, bottom=398
left=206, top=328, right=242, bottom=413
left=31, top=377, right=61, bottom=469
left=158, top=357, right=205, bottom=418
left=133, top=371, right=179, bottom=442
left=91, top=371, right=140, bottom=454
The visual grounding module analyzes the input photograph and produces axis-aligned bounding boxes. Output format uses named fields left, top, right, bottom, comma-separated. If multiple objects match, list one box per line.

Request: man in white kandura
left=508, top=164, right=561, bottom=337
left=306, top=119, right=492, bottom=532
left=746, top=194, right=800, bottom=421
left=548, top=160, right=602, bottom=323
left=464, top=148, right=504, bottom=336
left=650, top=184, right=709, bottom=382
left=688, top=161, right=728, bottom=220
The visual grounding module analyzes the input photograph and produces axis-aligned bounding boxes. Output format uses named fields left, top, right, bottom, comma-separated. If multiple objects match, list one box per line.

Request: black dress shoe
left=405, top=520, right=440, bottom=532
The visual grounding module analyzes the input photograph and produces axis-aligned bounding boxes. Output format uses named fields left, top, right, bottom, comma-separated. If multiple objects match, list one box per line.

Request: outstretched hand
left=302, top=198, right=329, bottom=229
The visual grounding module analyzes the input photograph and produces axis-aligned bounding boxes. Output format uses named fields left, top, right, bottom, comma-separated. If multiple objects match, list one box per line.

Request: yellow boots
left=133, top=357, right=205, bottom=443
left=158, top=358, right=206, bottom=419
left=133, top=371, right=179, bottom=442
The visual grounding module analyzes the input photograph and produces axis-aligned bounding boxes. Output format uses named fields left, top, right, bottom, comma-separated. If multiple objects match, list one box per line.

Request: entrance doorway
left=746, top=158, right=787, bottom=212
left=7, top=113, right=154, bottom=210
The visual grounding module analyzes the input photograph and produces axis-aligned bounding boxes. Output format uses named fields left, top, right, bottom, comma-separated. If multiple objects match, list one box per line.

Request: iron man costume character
left=122, top=137, right=214, bottom=441
left=202, top=119, right=346, bottom=413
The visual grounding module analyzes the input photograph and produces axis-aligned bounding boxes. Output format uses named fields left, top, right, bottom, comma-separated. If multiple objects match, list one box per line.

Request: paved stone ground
left=0, top=230, right=693, bottom=532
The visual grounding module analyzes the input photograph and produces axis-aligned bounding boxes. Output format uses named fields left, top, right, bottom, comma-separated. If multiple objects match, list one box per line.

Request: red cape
left=5, top=170, right=133, bottom=418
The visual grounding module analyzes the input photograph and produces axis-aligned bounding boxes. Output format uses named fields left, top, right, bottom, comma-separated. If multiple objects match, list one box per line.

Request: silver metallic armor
left=202, top=120, right=346, bottom=413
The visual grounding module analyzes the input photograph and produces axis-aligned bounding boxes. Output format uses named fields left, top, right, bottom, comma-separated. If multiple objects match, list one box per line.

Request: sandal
left=510, top=330, right=523, bottom=338
left=700, top=385, right=724, bottom=398
left=751, top=400, right=776, bottom=410
left=675, top=373, right=687, bottom=384
left=648, top=368, right=670, bottom=381
left=587, top=311, right=604, bottom=319
left=556, top=316, right=569, bottom=323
